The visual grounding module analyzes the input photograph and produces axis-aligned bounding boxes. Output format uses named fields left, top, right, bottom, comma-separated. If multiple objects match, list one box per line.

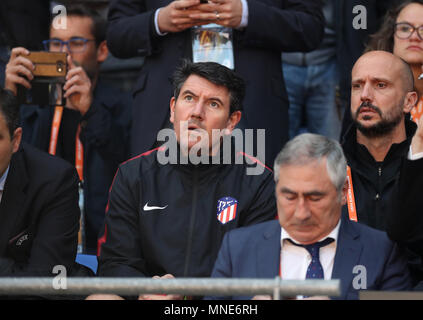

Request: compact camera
left=17, top=51, right=67, bottom=106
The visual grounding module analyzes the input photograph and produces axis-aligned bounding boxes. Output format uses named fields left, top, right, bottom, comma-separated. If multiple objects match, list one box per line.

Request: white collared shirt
left=0, top=166, right=10, bottom=203
left=280, top=219, right=341, bottom=281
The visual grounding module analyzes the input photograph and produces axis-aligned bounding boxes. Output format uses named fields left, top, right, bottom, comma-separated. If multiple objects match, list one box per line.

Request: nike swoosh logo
left=143, top=202, right=168, bottom=211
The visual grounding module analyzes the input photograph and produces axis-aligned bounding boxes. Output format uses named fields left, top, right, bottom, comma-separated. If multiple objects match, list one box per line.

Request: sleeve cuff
left=154, top=8, right=168, bottom=36
left=238, top=0, right=249, bottom=28
left=408, top=145, right=423, bottom=160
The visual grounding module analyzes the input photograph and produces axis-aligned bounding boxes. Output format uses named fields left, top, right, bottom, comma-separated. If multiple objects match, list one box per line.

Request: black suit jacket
left=0, top=143, right=80, bottom=277
left=107, top=0, right=325, bottom=167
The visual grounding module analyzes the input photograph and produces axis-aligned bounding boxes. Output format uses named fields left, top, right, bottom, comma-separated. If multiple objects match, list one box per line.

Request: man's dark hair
left=171, top=60, right=246, bottom=114
left=51, top=4, right=106, bottom=46
left=0, top=88, right=20, bottom=138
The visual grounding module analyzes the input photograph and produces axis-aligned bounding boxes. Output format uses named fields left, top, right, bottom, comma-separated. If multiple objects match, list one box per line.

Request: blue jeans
left=282, top=58, right=341, bottom=140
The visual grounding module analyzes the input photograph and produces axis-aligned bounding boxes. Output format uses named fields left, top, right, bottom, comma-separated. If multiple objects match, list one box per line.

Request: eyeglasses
left=394, top=22, right=423, bottom=40
left=42, top=37, right=96, bottom=53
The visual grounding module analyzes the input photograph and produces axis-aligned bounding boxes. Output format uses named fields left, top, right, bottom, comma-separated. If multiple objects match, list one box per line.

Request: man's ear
left=403, top=91, right=418, bottom=114
left=12, top=127, right=22, bottom=154
left=169, top=97, right=176, bottom=124
left=96, top=40, right=108, bottom=63
left=223, top=111, right=241, bottom=135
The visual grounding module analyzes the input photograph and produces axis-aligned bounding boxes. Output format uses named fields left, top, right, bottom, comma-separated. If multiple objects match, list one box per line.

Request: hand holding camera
left=5, top=47, right=93, bottom=115
left=5, top=47, right=35, bottom=96
left=63, top=55, right=93, bottom=116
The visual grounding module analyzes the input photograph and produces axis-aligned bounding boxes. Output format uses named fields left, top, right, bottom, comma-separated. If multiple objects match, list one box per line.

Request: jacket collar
left=342, top=117, right=416, bottom=168
left=331, top=212, right=362, bottom=300
left=257, top=220, right=281, bottom=278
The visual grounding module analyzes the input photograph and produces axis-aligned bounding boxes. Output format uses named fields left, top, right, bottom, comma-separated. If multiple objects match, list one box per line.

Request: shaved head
left=350, top=50, right=418, bottom=139
left=353, top=50, right=414, bottom=93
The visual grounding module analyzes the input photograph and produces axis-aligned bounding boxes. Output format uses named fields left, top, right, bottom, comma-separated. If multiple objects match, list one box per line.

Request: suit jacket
left=107, top=0, right=325, bottom=167
left=0, top=143, right=80, bottom=277
left=208, top=213, right=412, bottom=300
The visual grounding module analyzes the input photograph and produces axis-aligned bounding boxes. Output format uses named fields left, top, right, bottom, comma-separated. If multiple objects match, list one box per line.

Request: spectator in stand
left=366, top=0, right=423, bottom=124
left=106, top=0, right=325, bottom=168
left=342, top=50, right=423, bottom=285
left=4, top=4, right=131, bottom=254
left=206, top=133, right=411, bottom=300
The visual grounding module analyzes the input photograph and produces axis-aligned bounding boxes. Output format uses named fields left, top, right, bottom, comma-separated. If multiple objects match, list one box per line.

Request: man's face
left=170, top=74, right=241, bottom=155
left=393, top=3, right=423, bottom=66
left=0, top=113, right=21, bottom=177
left=276, top=159, right=345, bottom=245
left=49, top=16, right=99, bottom=80
left=350, top=52, right=408, bottom=137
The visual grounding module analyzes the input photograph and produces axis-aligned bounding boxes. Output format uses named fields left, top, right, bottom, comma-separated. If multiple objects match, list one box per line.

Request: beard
left=352, top=101, right=403, bottom=138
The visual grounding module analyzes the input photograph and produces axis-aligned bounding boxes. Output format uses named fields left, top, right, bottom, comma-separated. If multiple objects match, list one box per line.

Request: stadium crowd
left=0, top=0, right=422, bottom=300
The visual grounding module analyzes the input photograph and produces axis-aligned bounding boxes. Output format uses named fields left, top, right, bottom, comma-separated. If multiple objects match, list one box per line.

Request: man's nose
left=360, top=82, right=373, bottom=102
left=294, top=197, right=311, bottom=221
left=190, top=100, right=205, bottom=119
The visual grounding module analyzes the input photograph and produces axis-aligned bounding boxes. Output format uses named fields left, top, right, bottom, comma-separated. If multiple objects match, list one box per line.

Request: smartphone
left=17, top=51, right=67, bottom=106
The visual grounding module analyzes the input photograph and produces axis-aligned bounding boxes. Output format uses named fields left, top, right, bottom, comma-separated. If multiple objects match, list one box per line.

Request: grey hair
left=273, top=133, right=347, bottom=193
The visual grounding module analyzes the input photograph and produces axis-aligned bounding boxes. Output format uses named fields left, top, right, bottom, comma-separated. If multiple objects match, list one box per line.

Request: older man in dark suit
left=207, top=133, right=412, bottom=300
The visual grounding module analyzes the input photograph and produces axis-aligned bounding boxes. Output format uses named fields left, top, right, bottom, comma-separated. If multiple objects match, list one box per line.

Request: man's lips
left=359, top=107, right=378, bottom=114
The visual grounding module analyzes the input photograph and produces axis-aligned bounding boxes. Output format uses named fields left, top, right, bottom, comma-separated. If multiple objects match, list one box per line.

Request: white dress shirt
left=0, top=166, right=10, bottom=203
left=280, top=219, right=341, bottom=281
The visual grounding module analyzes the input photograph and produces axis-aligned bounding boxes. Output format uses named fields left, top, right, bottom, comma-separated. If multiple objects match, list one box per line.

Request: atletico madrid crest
left=217, top=197, right=238, bottom=224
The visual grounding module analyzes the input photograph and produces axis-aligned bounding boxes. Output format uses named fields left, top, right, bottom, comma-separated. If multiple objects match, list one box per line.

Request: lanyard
left=49, top=106, right=85, bottom=252
left=49, top=106, right=84, bottom=181
left=346, top=165, right=358, bottom=222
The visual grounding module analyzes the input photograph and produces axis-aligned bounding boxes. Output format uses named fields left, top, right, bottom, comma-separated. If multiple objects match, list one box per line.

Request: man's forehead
left=352, top=53, right=401, bottom=80
left=50, top=16, right=94, bottom=38
left=181, top=75, right=229, bottom=97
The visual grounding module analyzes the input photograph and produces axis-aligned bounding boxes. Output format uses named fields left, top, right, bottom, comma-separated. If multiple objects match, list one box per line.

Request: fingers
left=5, top=47, right=34, bottom=95
left=138, top=274, right=183, bottom=300
left=9, top=47, right=30, bottom=60
left=63, top=59, right=92, bottom=114
left=173, top=0, right=201, bottom=10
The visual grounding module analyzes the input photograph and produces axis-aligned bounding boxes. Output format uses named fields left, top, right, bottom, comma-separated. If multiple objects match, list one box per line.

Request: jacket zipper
left=375, top=166, right=382, bottom=201
left=183, top=166, right=199, bottom=276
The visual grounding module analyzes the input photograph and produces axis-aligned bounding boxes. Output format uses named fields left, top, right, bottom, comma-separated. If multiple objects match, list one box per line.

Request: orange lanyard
left=75, top=125, right=84, bottom=181
left=346, top=165, right=358, bottom=222
left=49, top=106, right=84, bottom=181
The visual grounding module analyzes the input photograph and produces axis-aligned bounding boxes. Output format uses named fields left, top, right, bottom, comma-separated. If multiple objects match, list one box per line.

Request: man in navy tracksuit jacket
left=97, top=61, right=276, bottom=299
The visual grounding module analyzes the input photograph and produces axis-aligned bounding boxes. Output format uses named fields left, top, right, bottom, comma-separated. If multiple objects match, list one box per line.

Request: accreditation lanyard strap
left=49, top=106, right=84, bottom=181
left=346, top=165, right=358, bottom=222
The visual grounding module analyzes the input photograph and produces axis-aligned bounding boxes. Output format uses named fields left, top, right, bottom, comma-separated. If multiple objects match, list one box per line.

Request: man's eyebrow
left=279, top=187, right=325, bottom=196
left=280, top=187, right=296, bottom=194
left=181, top=90, right=197, bottom=97
left=351, top=77, right=391, bottom=83
left=181, top=90, right=224, bottom=105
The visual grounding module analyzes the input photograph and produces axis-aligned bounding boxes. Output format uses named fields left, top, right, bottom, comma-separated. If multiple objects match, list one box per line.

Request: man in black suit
left=0, top=88, right=80, bottom=277
left=106, top=0, right=325, bottom=168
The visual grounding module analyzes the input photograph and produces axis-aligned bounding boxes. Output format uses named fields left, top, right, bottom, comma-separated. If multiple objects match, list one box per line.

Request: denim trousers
left=282, top=58, right=341, bottom=140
